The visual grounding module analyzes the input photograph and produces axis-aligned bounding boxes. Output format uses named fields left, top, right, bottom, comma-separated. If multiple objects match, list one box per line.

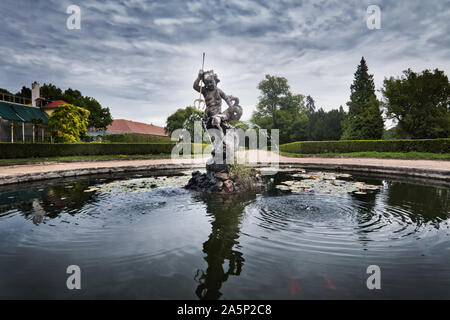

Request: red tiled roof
left=42, top=100, right=69, bottom=109
left=106, top=119, right=168, bottom=136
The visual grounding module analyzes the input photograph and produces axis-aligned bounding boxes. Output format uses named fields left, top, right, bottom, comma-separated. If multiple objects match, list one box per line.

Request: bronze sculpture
left=187, top=59, right=262, bottom=193
left=193, top=69, right=243, bottom=171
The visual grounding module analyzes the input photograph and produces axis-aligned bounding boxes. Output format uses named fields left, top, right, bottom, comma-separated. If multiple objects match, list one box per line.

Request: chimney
left=31, top=81, right=40, bottom=107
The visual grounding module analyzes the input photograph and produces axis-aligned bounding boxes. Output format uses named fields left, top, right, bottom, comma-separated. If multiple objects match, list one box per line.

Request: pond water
left=0, top=170, right=449, bottom=299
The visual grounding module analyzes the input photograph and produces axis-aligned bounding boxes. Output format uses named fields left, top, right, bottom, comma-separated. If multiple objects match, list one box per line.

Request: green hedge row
left=0, top=143, right=210, bottom=159
left=101, top=133, right=171, bottom=143
left=280, top=139, right=450, bottom=154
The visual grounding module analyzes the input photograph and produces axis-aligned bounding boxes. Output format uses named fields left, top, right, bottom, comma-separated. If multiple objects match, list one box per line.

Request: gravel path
left=0, top=151, right=448, bottom=185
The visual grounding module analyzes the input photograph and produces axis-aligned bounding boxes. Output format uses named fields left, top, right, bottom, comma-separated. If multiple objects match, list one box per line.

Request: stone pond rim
left=0, top=159, right=449, bottom=186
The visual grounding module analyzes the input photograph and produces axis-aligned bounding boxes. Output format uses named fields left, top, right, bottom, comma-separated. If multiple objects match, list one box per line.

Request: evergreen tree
left=342, top=57, right=384, bottom=140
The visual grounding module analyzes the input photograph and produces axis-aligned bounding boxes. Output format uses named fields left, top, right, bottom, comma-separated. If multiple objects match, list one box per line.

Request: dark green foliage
left=0, top=88, right=30, bottom=104
left=280, top=138, right=449, bottom=154
left=0, top=88, right=13, bottom=95
left=101, top=133, right=170, bottom=143
left=16, top=86, right=31, bottom=99
left=40, top=84, right=113, bottom=131
left=382, top=126, right=398, bottom=140
left=306, top=95, right=316, bottom=114
left=251, top=75, right=308, bottom=144
left=307, top=106, right=346, bottom=141
left=0, top=142, right=197, bottom=159
left=342, top=57, right=384, bottom=140
left=382, top=69, right=450, bottom=139
left=165, top=106, right=204, bottom=142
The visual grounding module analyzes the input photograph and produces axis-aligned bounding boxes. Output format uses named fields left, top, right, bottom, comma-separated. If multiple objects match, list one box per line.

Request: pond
left=0, top=169, right=449, bottom=299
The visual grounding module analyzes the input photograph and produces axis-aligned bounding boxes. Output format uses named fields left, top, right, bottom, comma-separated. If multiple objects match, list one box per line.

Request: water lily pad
left=94, top=175, right=191, bottom=194
left=279, top=170, right=382, bottom=195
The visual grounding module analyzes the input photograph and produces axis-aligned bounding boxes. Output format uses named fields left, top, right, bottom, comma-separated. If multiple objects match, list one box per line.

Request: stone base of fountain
left=186, top=167, right=263, bottom=194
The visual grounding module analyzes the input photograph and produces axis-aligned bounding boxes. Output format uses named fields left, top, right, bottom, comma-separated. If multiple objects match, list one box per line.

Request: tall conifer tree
left=342, top=57, right=384, bottom=140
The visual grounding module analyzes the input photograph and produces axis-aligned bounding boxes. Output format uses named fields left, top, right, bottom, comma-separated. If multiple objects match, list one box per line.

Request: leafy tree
left=39, top=84, right=113, bottom=131
left=48, top=104, right=90, bottom=143
left=325, top=106, right=346, bottom=140
left=40, top=83, right=63, bottom=101
left=0, top=88, right=13, bottom=95
left=382, top=126, right=398, bottom=140
left=382, top=68, right=450, bottom=139
left=251, top=75, right=308, bottom=144
left=306, top=95, right=316, bottom=114
left=16, top=86, right=31, bottom=99
left=165, top=106, right=204, bottom=142
left=307, top=108, right=326, bottom=140
left=342, top=57, right=384, bottom=140
left=307, top=106, right=346, bottom=141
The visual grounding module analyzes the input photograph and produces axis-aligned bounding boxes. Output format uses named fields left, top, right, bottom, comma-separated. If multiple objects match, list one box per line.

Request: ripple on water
left=243, top=193, right=448, bottom=260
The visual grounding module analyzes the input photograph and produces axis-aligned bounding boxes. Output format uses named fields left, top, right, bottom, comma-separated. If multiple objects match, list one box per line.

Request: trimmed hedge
left=101, top=133, right=171, bottom=143
left=280, top=139, right=450, bottom=154
left=0, top=143, right=209, bottom=159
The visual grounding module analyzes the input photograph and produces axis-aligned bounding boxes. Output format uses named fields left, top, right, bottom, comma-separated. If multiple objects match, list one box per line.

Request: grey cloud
left=0, top=0, right=448, bottom=126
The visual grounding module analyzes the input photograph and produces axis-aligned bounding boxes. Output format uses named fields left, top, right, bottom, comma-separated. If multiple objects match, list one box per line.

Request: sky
left=0, top=0, right=449, bottom=127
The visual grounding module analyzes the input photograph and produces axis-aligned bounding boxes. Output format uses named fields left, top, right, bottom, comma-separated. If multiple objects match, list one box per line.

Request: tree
left=251, top=75, right=308, bottom=144
left=39, top=84, right=113, bottom=131
left=40, top=83, right=63, bottom=101
left=0, top=88, right=12, bottom=95
left=306, top=105, right=346, bottom=141
left=306, top=95, right=316, bottom=114
left=325, top=106, right=346, bottom=140
left=48, top=104, right=90, bottom=143
left=16, top=86, right=31, bottom=99
left=165, top=106, right=204, bottom=142
left=382, top=68, right=450, bottom=139
left=342, top=57, right=384, bottom=140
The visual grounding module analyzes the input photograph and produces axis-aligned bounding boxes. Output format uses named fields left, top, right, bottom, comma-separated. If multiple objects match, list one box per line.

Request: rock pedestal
left=186, top=168, right=263, bottom=194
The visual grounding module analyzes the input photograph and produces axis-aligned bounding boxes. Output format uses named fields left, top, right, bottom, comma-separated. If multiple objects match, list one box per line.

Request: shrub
left=0, top=142, right=209, bottom=159
left=280, top=139, right=450, bottom=154
left=48, top=104, right=90, bottom=143
left=101, top=133, right=171, bottom=143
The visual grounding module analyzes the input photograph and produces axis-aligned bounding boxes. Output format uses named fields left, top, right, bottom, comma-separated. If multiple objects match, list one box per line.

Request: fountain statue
left=186, top=68, right=262, bottom=194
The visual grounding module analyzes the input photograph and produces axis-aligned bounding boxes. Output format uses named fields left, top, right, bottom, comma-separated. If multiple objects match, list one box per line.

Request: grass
left=0, top=153, right=208, bottom=165
left=0, top=151, right=448, bottom=166
left=280, top=151, right=450, bottom=160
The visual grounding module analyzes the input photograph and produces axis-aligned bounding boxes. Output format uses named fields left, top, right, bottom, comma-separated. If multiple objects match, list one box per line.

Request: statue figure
left=187, top=67, right=262, bottom=193
left=193, top=70, right=243, bottom=171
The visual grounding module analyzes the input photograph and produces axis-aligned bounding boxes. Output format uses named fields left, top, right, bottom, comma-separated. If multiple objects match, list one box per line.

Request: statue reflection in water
left=194, top=193, right=256, bottom=300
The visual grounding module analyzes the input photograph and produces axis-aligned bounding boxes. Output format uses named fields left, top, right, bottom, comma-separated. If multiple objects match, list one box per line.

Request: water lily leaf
left=279, top=170, right=382, bottom=195
left=94, top=175, right=191, bottom=194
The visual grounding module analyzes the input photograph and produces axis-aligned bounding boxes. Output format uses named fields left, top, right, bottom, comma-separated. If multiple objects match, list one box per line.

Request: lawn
left=0, top=151, right=448, bottom=166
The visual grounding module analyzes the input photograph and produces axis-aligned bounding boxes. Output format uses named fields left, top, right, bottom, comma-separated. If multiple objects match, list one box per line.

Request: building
left=0, top=100, right=48, bottom=143
left=105, top=119, right=168, bottom=137
left=1, top=82, right=168, bottom=142
left=40, top=100, right=69, bottom=117
left=0, top=82, right=68, bottom=142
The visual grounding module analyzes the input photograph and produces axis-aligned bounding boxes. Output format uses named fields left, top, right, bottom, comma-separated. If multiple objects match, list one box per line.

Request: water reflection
left=0, top=182, right=96, bottom=224
left=194, top=193, right=256, bottom=300
left=0, top=172, right=448, bottom=299
left=385, top=181, right=449, bottom=224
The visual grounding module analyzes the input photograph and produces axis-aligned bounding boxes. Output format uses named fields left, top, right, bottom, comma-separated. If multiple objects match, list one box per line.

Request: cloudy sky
left=0, top=0, right=449, bottom=126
